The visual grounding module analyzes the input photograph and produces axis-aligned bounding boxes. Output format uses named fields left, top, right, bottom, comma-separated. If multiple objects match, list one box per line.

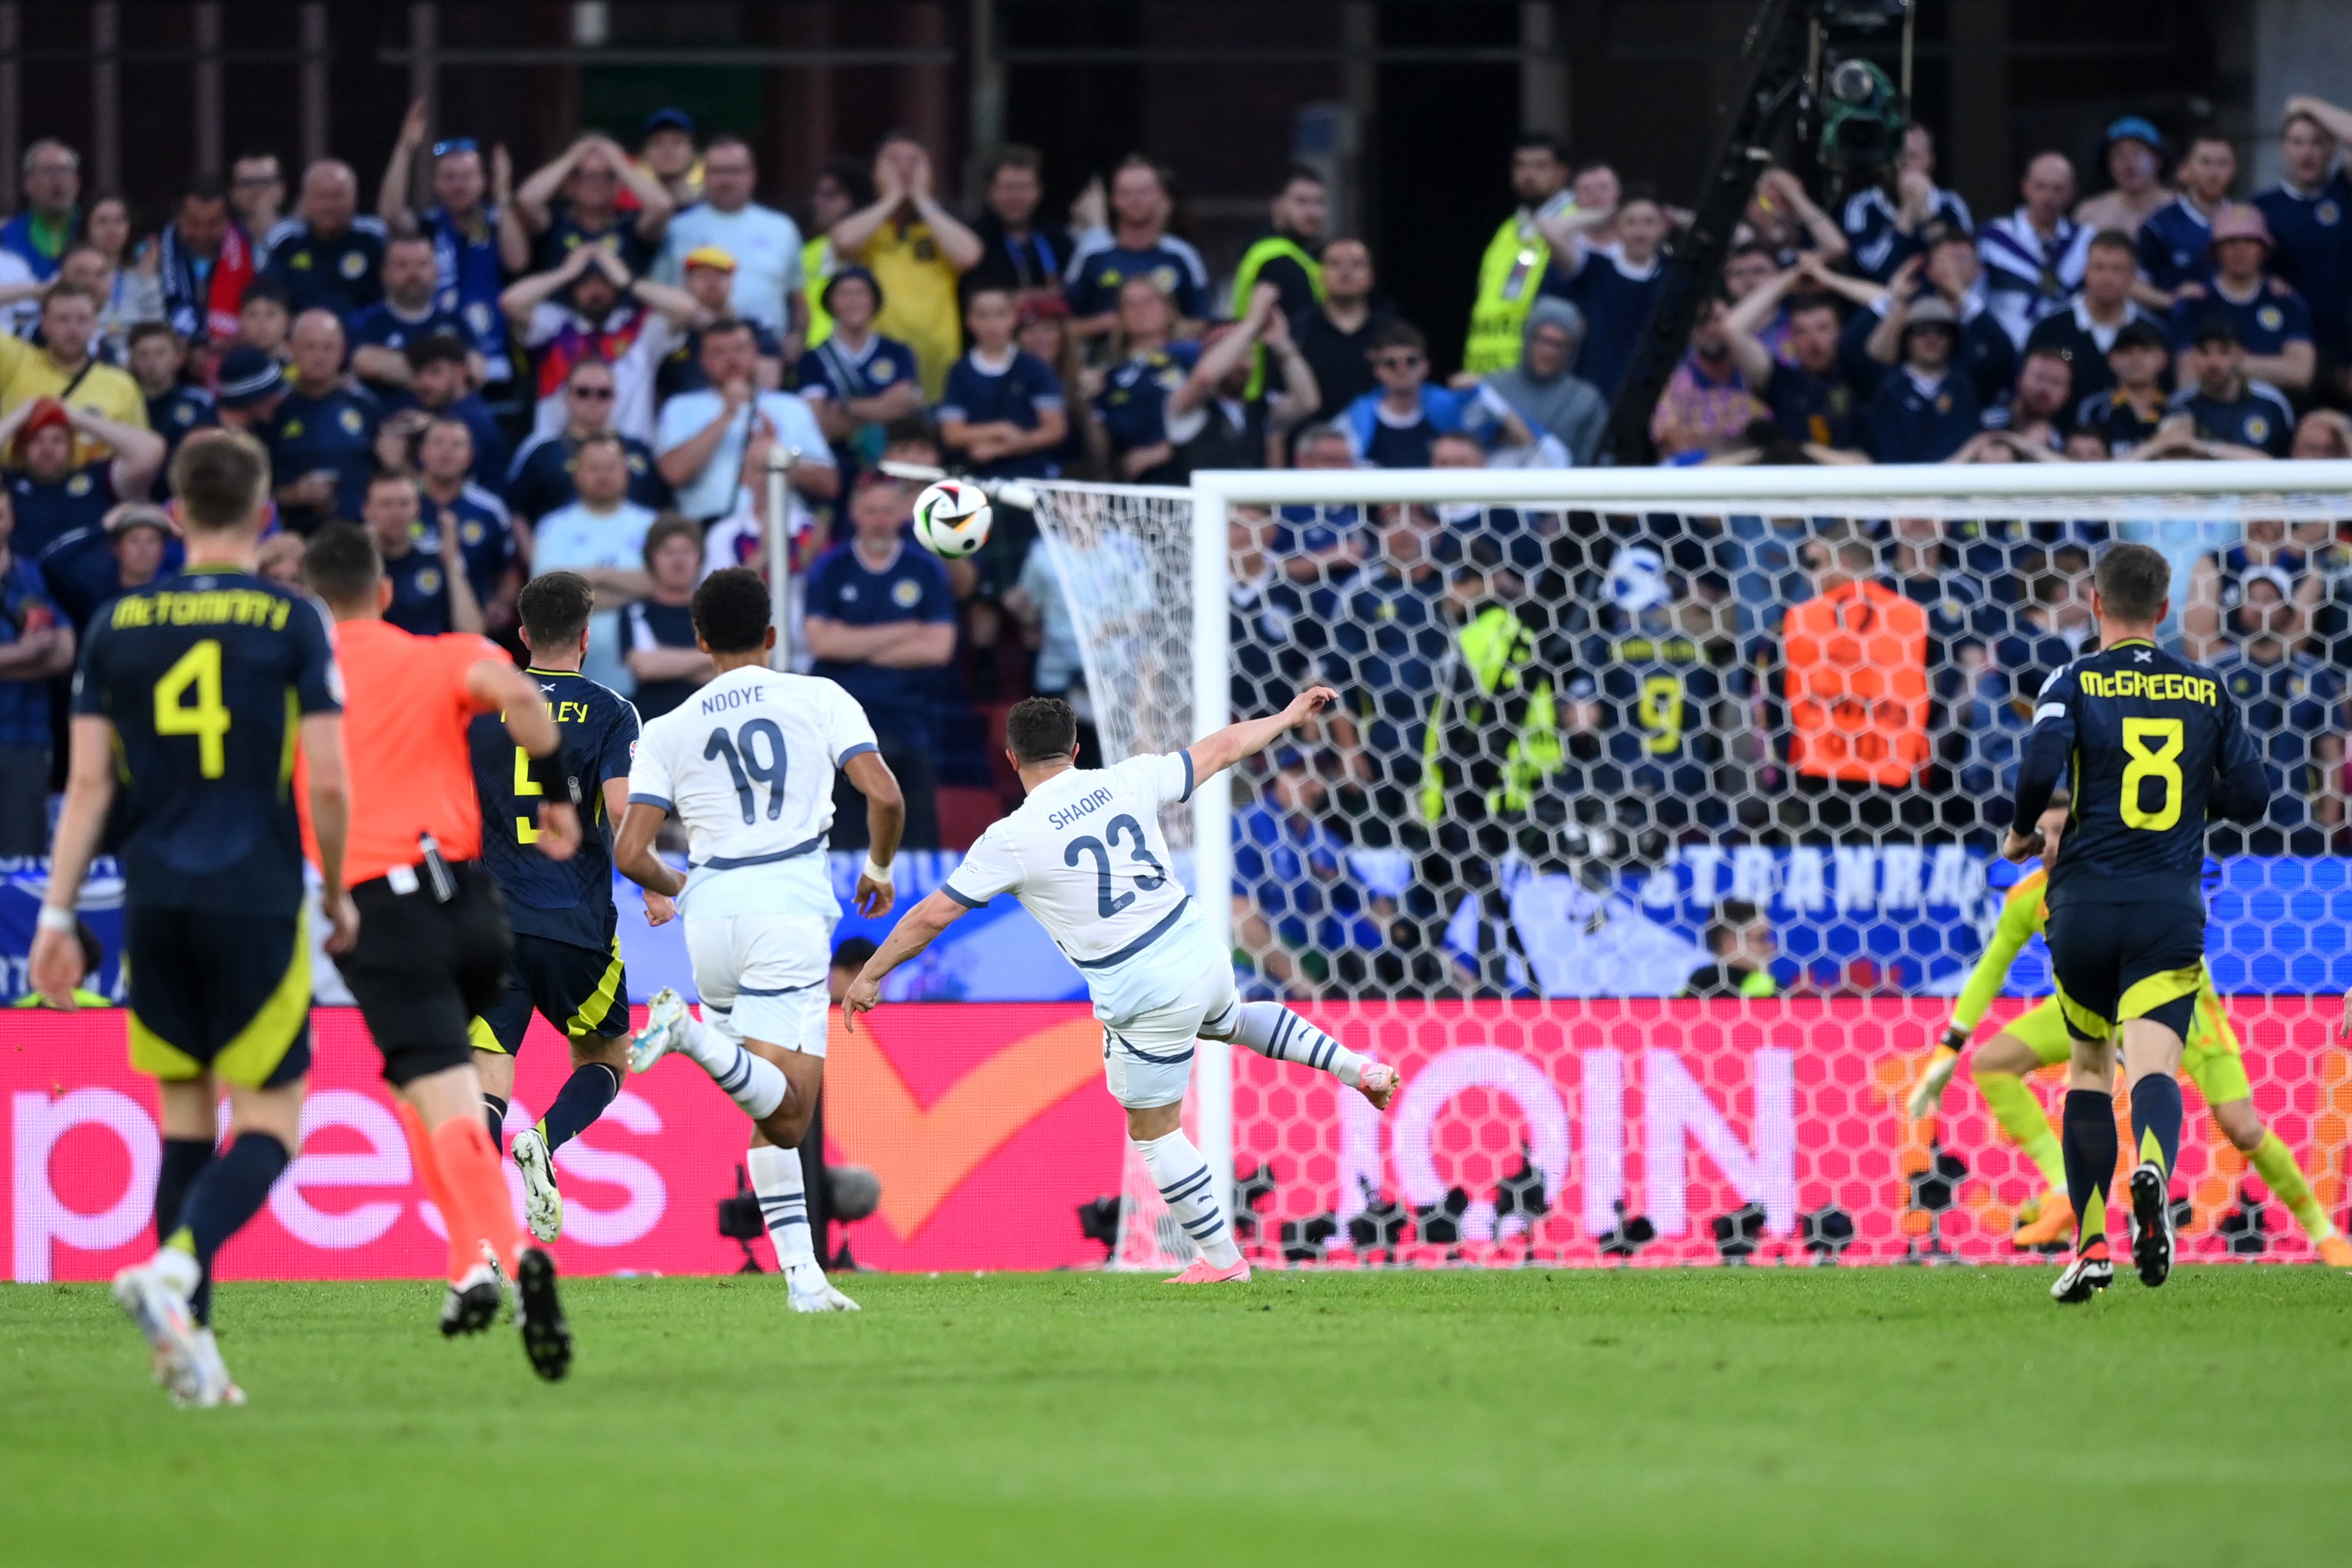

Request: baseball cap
left=2191, top=312, right=2241, bottom=349
left=18, top=397, right=70, bottom=439
left=105, top=503, right=175, bottom=538
left=682, top=245, right=737, bottom=274
left=2208, top=204, right=2276, bottom=250
left=216, top=347, right=288, bottom=409
left=641, top=107, right=695, bottom=140
left=2105, top=115, right=2164, bottom=153
left=1902, top=295, right=1961, bottom=333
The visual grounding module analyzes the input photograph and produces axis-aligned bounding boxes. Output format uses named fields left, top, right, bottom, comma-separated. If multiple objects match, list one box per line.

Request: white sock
left=1135, top=1129, right=1241, bottom=1267
left=746, top=1144, right=818, bottom=1272
left=1228, top=1002, right=1366, bottom=1087
left=686, top=1007, right=787, bottom=1121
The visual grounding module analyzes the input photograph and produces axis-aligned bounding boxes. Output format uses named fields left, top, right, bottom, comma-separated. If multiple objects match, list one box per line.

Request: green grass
left=4, top=1266, right=2347, bottom=1566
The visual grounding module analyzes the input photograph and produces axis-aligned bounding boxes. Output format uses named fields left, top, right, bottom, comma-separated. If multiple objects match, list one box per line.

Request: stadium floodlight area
left=1030, top=461, right=2352, bottom=1271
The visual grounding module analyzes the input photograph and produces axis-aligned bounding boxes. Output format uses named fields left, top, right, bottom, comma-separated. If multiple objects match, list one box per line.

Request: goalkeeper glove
left=1905, top=1029, right=1967, bottom=1121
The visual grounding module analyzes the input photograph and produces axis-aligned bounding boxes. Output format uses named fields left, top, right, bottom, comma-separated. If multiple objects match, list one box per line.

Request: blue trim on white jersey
left=1071, top=896, right=1194, bottom=969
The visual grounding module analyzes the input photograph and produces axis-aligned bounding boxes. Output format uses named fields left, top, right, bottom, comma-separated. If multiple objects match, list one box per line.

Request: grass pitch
left=4, top=1266, right=2346, bottom=1566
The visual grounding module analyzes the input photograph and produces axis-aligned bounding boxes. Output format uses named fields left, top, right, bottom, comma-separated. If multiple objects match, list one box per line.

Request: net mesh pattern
left=1029, top=479, right=2352, bottom=1270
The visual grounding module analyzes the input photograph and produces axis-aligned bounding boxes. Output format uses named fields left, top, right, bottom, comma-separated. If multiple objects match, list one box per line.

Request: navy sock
left=2129, top=1073, right=2183, bottom=1178
left=168, top=1132, right=290, bottom=1276
left=482, top=1094, right=508, bottom=1155
left=540, top=1062, right=621, bottom=1152
left=155, top=1138, right=215, bottom=1325
left=2061, top=1089, right=2118, bottom=1252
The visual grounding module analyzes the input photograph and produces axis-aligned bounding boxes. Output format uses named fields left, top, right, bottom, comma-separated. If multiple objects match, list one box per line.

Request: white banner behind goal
left=1029, top=462, right=2352, bottom=1272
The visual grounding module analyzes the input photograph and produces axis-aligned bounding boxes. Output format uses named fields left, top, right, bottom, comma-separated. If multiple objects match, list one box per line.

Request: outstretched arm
left=1185, top=684, right=1337, bottom=784
left=841, top=888, right=971, bottom=1030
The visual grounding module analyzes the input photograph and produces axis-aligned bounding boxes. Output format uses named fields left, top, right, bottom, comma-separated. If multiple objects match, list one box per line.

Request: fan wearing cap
left=2074, top=116, right=2175, bottom=238
left=33, top=501, right=184, bottom=633
left=656, top=134, right=807, bottom=359
left=2137, top=132, right=2239, bottom=304
left=2258, top=97, right=2352, bottom=385
left=2168, top=205, right=2314, bottom=393
left=2023, top=228, right=2160, bottom=404
left=210, top=346, right=289, bottom=438
left=2160, top=314, right=2294, bottom=458
left=635, top=107, right=703, bottom=210
left=0, top=396, right=167, bottom=620
left=2076, top=318, right=2174, bottom=456
left=1862, top=294, right=1981, bottom=463
left=797, top=265, right=922, bottom=470
left=653, top=246, right=783, bottom=402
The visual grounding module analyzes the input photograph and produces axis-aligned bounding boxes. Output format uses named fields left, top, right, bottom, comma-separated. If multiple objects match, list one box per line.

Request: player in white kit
left=613, top=568, right=904, bottom=1312
left=842, top=689, right=1400, bottom=1283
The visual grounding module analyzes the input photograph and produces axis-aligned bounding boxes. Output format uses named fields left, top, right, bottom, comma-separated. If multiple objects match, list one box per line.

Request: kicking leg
left=1212, top=1000, right=1401, bottom=1109
left=1128, top=1101, right=1249, bottom=1284
left=629, top=989, right=792, bottom=1121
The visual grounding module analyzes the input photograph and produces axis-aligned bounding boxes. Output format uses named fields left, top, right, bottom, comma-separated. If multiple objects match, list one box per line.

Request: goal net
left=1029, top=463, right=2352, bottom=1270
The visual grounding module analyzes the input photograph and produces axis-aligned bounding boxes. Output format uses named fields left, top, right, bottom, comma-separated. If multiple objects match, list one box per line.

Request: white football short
left=1096, top=940, right=1238, bottom=1110
left=685, top=911, right=832, bottom=1058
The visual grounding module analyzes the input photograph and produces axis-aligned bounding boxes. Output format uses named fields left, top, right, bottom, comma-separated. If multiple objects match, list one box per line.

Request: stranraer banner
left=6, top=1006, right=1123, bottom=1283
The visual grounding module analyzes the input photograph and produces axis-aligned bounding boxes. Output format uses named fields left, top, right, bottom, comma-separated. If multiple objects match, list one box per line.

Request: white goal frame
left=1180, top=458, right=2352, bottom=1210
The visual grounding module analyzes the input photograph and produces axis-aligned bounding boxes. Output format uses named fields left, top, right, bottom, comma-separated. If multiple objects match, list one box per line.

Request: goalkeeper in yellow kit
left=1909, top=862, right=2351, bottom=1262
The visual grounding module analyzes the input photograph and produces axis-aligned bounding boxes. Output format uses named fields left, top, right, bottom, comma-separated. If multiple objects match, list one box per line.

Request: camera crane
left=1605, top=0, right=1915, bottom=466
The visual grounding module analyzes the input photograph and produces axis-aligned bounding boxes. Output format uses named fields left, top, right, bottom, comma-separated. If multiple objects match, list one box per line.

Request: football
left=911, top=480, right=993, bottom=558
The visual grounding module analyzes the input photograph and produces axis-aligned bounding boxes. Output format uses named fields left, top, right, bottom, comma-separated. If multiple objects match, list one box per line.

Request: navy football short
left=470, top=932, right=629, bottom=1056
left=2044, top=898, right=2204, bottom=1045
left=125, top=905, right=312, bottom=1088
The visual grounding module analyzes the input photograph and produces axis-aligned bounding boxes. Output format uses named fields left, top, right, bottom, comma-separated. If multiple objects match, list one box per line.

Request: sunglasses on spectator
left=570, top=385, right=615, bottom=400
left=1375, top=353, right=1423, bottom=370
left=234, top=174, right=279, bottom=188
left=432, top=138, right=479, bottom=159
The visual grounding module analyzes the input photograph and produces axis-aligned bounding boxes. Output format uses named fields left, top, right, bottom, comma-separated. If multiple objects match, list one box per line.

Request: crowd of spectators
left=5, top=92, right=2352, bottom=1005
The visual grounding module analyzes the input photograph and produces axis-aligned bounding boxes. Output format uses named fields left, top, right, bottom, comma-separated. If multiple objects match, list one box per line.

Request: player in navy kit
left=31, top=431, right=355, bottom=1405
left=2004, top=542, right=2268, bottom=1303
left=467, top=569, right=677, bottom=1242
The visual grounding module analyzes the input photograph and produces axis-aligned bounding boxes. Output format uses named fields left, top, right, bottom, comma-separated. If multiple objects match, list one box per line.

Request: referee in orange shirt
left=302, top=517, right=583, bottom=1381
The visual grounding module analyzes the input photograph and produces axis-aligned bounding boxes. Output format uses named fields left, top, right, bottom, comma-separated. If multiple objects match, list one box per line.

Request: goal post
left=1030, top=460, right=2352, bottom=1270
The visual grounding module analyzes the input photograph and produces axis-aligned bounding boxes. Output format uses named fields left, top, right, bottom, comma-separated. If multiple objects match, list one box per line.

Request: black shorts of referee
left=340, top=859, right=515, bottom=1087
